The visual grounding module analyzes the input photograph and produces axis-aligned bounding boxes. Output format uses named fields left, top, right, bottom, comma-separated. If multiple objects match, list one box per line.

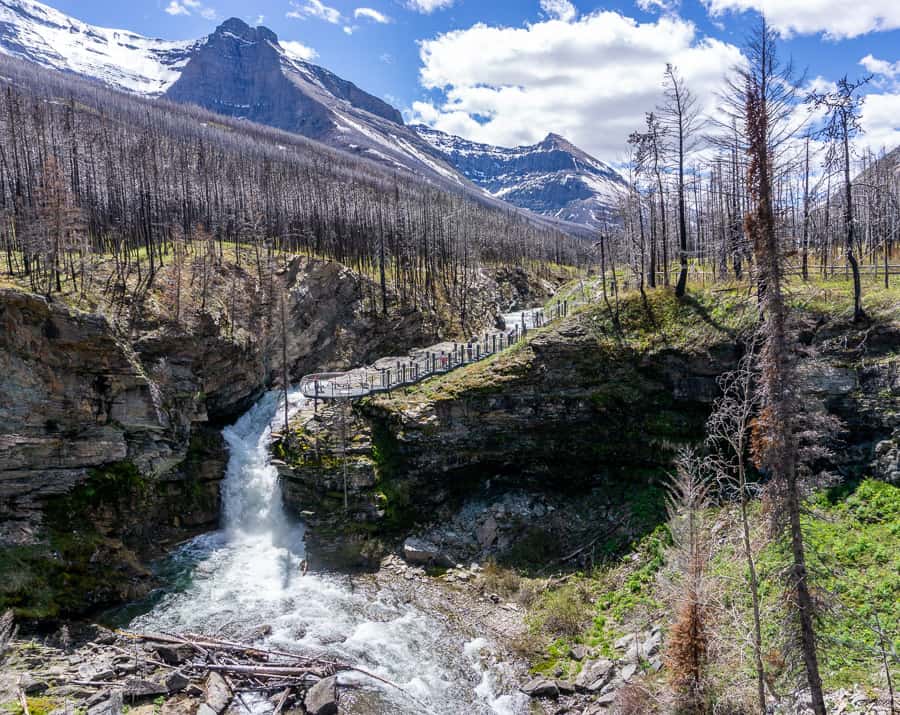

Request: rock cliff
left=276, top=289, right=900, bottom=567
left=0, top=254, right=556, bottom=617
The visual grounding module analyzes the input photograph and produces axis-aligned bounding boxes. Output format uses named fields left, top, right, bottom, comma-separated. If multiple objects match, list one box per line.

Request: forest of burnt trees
left=0, top=54, right=586, bottom=320
left=615, top=63, right=899, bottom=308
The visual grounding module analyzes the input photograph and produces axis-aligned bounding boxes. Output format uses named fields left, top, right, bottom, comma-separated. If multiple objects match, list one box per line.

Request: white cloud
left=410, top=11, right=743, bottom=159
left=859, top=92, right=900, bottom=153
left=380, top=52, right=394, bottom=64
left=701, top=0, right=900, bottom=39
left=860, top=54, right=900, bottom=80
left=539, top=0, right=577, bottom=22
left=287, top=0, right=342, bottom=24
left=254, top=14, right=265, bottom=25
left=637, top=0, right=680, bottom=12
left=281, top=39, right=318, bottom=61
left=165, top=0, right=216, bottom=19
left=406, top=0, right=455, bottom=14
left=355, top=7, right=391, bottom=23
left=165, top=2, right=191, bottom=16
left=343, top=25, right=355, bottom=34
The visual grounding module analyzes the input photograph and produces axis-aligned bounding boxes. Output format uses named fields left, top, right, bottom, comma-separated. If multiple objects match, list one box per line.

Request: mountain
left=0, top=0, right=598, bottom=235
left=0, top=2, right=467, bottom=186
left=413, top=125, right=627, bottom=230
left=0, top=0, right=200, bottom=95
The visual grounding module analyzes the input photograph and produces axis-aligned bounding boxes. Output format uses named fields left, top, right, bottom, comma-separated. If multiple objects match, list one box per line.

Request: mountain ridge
left=413, top=124, right=627, bottom=230
left=0, top=0, right=614, bottom=233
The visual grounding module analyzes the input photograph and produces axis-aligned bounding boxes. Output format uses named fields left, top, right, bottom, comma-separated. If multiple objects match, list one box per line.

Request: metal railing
left=298, top=299, right=576, bottom=402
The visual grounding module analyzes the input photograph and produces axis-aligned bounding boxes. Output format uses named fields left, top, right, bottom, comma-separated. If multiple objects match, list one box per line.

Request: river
left=124, top=356, right=532, bottom=713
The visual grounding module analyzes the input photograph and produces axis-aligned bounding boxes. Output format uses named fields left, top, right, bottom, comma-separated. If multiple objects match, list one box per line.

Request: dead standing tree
left=659, top=64, right=701, bottom=298
left=737, top=20, right=827, bottom=715
left=706, top=335, right=768, bottom=714
left=808, top=75, right=872, bottom=322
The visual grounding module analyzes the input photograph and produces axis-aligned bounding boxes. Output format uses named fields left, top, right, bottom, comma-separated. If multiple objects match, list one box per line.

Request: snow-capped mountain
left=0, top=0, right=201, bottom=95
left=0, top=0, right=597, bottom=234
left=414, top=125, right=628, bottom=229
left=0, top=1, right=466, bottom=188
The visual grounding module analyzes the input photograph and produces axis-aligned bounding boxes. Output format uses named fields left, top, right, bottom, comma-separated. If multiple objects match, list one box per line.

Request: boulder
left=568, top=644, right=587, bottom=661
left=304, top=675, right=338, bottom=715
left=155, top=645, right=193, bottom=666
left=20, top=674, right=48, bottom=694
left=87, top=690, right=123, bottom=715
left=642, top=629, right=662, bottom=657
left=401, top=537, right=452, bottom=567
left=574, top=659, right=615, bottom=692
left=203, top=672, right=231, bottom=714
left=123, top=678, right=169, bottom=699
left=520, top=677, right=559, bottom=698
left=79, top=662, right=116, bottom=682
left=475, top=515, right=499, bottom=548
left=165, top=670, right=190, bottom=693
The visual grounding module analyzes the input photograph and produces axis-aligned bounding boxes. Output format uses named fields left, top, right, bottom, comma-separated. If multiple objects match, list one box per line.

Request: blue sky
left=48, top=0, right=900, bottom=158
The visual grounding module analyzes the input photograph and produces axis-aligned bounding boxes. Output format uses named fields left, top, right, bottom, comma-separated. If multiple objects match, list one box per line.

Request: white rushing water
left=128, top=388, right=528, bottom=714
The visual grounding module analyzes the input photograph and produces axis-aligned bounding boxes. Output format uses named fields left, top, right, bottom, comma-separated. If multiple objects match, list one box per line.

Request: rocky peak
left=212, top=18, right=279, bottom=46
left=413, top=124, right=627, bottom=229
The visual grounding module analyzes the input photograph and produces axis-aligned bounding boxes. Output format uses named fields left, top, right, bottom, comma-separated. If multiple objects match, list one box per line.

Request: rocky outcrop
left=277, top=300, right=737, bottom=566
left=277, top=295, right=900, bottom=566
left=0, top=289, right=189, bottom=544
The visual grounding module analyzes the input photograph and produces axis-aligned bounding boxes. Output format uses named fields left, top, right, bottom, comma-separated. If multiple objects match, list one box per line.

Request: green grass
left=801, top=479, right=899, bottom=689
left=1, top=698, right=59, bottom=715
left=528, top=480, right=899, bottom=699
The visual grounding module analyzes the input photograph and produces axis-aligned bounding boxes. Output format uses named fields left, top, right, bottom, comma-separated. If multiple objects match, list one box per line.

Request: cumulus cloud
left=281, top=39, right=318, bottom=61
left=701, top=0, right=900, bottom=39
left=165, top=0, right=216, bottom=19
left=406, top=0, right=455, bottom=14
left=409, top=11, right=744, bottom=159
left=859, top=92, right=900, bottom=153
left=539, top=0, right=577, bottom=22
left=164, top=2, right=190, bottom=16
left=860, top=54, right=900, bottom=80
left=355, top=7, right=391, bottom=23
left=853, top=56, right=900, bottom=153
left=287, top=0, right=342, bottom=24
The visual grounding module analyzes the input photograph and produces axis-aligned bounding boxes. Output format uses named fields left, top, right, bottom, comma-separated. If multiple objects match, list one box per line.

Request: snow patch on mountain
left=0, top=0, right=200, bottom=95
left=413, top=125, right=627, bottom=229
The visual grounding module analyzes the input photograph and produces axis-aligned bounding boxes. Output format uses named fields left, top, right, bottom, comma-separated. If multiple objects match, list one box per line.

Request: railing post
left=314, top=380, right=319, bottom=413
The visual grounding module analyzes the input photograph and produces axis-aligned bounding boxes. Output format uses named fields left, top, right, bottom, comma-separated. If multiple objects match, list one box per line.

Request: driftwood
left=17, top=686, right=30, bottom=715
left=113, top=630, right=426, bottom=710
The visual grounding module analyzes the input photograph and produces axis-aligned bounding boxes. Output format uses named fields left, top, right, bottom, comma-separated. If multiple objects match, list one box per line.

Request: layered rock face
left=277, top=303, right=737, bottom=566
left=278, top=296, right=900, bottom=567
left=0, top=256, right=557, bottom=616
left=0, top=290, right=191, bottom=543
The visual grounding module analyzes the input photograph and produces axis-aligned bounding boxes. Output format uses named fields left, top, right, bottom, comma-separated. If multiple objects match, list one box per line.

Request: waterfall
left=128, top=388, right=528, bottom=714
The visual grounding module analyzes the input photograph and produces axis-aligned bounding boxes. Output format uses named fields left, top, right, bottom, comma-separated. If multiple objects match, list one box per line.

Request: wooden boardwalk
left=299, top=300, right=574, bottom=402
